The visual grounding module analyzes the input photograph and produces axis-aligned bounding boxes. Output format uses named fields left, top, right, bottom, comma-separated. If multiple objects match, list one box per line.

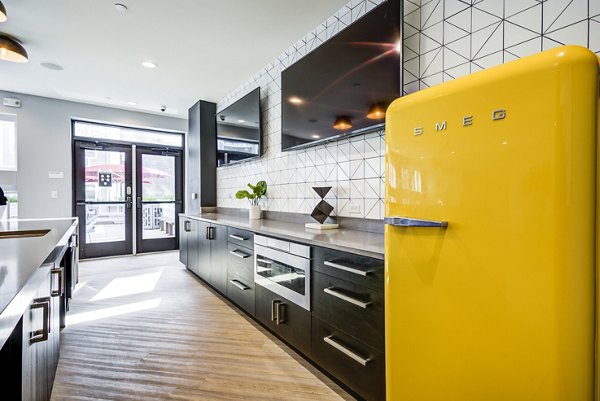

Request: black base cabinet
left=178, top=218, right=386, bottom=401
left=255, top=285, right=311, bottom=357
left=312, top=317, right=385, bottom=401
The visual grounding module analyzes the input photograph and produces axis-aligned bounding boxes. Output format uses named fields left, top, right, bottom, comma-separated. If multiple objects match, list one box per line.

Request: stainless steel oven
left=254, top=235, right=311, bottom=310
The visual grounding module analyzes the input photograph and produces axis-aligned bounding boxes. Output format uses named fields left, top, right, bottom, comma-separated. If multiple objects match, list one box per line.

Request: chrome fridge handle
left=384, top=216, right=448, bottom=228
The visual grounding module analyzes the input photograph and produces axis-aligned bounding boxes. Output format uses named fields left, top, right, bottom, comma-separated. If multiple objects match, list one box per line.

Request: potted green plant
left=235, top=180, right=267, bottom=220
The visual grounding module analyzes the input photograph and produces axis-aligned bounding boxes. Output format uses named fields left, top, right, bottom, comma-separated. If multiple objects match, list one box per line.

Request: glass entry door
left=135, top=147, right=183, bottom=253
left=74, top=141, right=133, bottom=259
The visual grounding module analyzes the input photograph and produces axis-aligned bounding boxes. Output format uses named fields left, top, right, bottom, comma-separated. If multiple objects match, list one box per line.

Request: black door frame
left=73, top=140, right=134, bottom=259
left=71, top=120, right=185, bottom=259
left=135, top=145, right=184, bottom=253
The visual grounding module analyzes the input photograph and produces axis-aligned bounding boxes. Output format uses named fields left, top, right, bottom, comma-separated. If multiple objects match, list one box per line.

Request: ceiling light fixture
left=333, top=116, right=352, bottom=130
left=127, top=101, right=137, bottom=106
left=311, top=134, right=320, bottom=139
left=0, top=1, right=7, bottom=22
left=0, top=35, right=28, bottom=63
left=289, top=97, right=303, bottom=105
left=238, top=119, right=245, bottom=123
left=141, top=61, right=157, bottom=69
left=114, top=3, right=128, bottom=12
left=367, top=103, right=386, bottom=120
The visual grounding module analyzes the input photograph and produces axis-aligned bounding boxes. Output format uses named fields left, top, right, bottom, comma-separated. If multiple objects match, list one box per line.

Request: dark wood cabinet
left=180, top=218, right=228, bottom=295
left=20, top=266, right=61, bottom=401
left=226, top=238, right=255, bottom=316
left=255, top=285, right=311, bottom=357
left=312, top=317, right=385, bottom=401
left=179, top=216, right=189, bottom=266
left=312, top=271, right=384, bottom=351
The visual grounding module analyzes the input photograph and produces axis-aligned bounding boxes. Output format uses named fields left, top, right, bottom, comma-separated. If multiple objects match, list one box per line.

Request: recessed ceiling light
left=395, top=40, right=401, bottom=53
left=127, top=101, right=137, bottom=106
left=40, top=62, right=64, bottom=71
left=289, top=97, right=303, bottom=105
left=141, top=61, right=157, bottom=69
left=0, top=1, right=7, bottom=23
left=114, top=3, right=128, bottom=12
left=238, top=119, right=245, bottom=123
left=311, top=134, right=320, bottom=139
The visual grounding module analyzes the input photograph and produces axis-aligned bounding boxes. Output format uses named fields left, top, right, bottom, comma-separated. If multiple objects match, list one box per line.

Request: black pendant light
left=0, top=35, right=28, bottom=63
left=0, top=2, right=6, bottom=23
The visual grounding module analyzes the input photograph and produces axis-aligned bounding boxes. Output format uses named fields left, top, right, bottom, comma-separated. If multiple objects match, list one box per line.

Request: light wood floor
left=50, top=252, right=353, bottom=401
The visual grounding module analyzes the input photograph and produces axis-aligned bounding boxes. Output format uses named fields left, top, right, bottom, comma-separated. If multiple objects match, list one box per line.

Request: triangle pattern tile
left=443, top=20, right=471, bottom=44
left=505, top=4, right=542, bottom=34
left=446, top=7, right=472, bottom=31
left=444, top=0, right=470, bottom=18
left=471, top=7, right=502, bottom=32
left=422, top=21, right=444, bottom=45
left=420, top=47, right=444, bottom=77
left=445, top=35, right=471, bottom=59
left=444, top=46, right=470, bottom=70
left=350, top=159, right=365, bottom=180
left=445, top=61, right=471, bottom=79
left=545, top=20, right=588, bottom=46
left=471, top=21, right=503, bottom=59
left=474, top=50, right=503, bottom=69
left=473, top=0, right=504, bottom=18
left=404, top=0, right=420, bottom=16
left=421, top=72, right=444, bottom=87
left=544, top=0, right=587, bottom=33
left=421, top=0, right=444, bottom=29
left=504, top=22, right=541, bottom=50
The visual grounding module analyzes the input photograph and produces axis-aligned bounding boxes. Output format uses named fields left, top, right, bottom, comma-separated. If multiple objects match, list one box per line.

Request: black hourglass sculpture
left=305, top=186, right=339, bottom=230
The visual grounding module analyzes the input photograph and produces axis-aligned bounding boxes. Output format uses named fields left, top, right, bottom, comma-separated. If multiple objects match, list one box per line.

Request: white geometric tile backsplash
left=216, top=0, right=599, bottom=220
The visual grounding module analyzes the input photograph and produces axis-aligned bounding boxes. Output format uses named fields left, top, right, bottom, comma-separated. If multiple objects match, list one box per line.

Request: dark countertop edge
left=0, top=218, right=78, bottom=350
left=179, top=213, right=384, bottom=260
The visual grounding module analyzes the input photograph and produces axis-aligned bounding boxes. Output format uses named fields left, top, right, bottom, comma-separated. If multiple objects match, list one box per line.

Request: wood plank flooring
left=51, top=252, right=353, bottom=401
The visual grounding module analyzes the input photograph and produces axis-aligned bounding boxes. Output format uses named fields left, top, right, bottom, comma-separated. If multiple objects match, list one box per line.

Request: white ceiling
left=0, top=0, right=348, bottom=118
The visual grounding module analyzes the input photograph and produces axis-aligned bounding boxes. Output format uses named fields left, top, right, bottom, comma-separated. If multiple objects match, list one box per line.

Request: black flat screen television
left=281, top=0, right=401, bottom=151
left=216, top=87, right=261, bottom=166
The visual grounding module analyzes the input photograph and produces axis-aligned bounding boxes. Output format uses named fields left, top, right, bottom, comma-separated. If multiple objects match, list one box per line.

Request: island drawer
left=227, top=243, right=254, bottom=282
left=226, top=269, right=255, bottom=316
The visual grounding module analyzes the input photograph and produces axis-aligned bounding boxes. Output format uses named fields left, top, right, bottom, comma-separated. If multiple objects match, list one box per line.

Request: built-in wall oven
left=254, top=235, right=311, bottom=310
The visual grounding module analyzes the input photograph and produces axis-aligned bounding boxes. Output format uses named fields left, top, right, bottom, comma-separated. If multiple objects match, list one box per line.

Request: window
left=0, top=114, right=17, bottom=171
left=73, top=121, right=183, bottom=148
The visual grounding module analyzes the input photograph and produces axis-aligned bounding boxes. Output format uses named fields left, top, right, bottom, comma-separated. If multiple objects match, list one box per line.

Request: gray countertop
left=180, top=213, right=384, bottom=259
left=0, top=218, right=78, bottom=348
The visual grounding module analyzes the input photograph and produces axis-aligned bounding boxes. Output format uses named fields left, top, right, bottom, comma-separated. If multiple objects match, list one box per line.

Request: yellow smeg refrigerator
left=384, top=45, right=600, bottom=401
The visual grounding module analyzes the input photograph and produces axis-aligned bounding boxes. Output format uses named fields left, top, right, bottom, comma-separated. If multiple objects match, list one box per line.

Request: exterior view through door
left=72, top=121, right=184, bottom=259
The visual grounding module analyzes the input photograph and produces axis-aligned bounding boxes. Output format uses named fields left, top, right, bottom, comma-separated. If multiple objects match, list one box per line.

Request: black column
left=187, top=100, right=216, bottom=214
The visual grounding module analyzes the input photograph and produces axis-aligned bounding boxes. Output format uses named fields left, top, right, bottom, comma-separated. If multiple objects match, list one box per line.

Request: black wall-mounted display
left=216, top=88, right=261, bottom=166
left=281, top=0, right=401, bottom=151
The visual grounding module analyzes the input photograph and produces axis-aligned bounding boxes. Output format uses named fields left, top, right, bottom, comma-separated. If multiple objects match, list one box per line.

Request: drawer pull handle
left=324, top=260, right=371, bottom=276
left=51, top=267, right=64, bottom=297
left=324, top=287, right=371, bottom=309
left=229, top=250, right=250, bottom=259
left=30, top=297, right=50, bottom=344
left=229, top=234, right=248, bottom=241
left=323, top=335, right=371, bottom=366
left=229, top=279, right=250, bottom=291
left=184, top=220, right=191, bottom=232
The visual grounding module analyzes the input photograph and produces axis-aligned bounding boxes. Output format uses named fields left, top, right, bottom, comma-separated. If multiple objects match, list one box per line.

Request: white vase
left=249, top=205, right=261, bottom=220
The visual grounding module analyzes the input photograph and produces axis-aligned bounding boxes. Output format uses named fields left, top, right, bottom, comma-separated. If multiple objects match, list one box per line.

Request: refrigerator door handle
left=384, top=216, right=448, bottom=228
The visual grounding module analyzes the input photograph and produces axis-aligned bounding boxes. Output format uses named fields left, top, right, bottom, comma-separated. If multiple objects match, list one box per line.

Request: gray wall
left=0, top=90, right=187, bottom=219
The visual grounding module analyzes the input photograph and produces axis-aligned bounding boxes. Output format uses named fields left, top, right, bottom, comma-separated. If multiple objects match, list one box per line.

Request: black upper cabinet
left=187, top=101, right=217, bottom=214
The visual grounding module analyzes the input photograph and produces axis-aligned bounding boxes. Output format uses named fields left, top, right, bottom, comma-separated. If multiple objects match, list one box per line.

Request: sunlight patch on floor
left=66, top=298, right=162, bottom=326
left=91, top=270, right=163, bottom=301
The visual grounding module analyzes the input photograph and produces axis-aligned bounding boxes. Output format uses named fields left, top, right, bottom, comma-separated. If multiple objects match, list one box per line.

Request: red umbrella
left=85, top=164, right=170, bottom=183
